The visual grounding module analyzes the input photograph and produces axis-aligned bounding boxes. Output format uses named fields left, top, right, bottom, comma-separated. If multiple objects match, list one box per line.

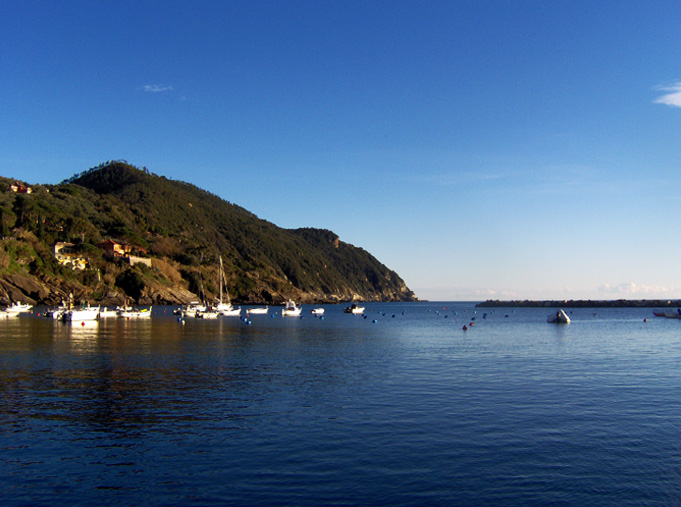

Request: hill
left=0, top=162, right=416, bottom=306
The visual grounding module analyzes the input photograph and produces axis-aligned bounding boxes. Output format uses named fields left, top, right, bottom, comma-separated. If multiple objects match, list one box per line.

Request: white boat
left=45, top=304, right=69, bottom=320
left=196, top=309, right=219, bottom=319
left=66, top=304, right=100, bottom=322
left=311, top=308, right=325, bottom=316
left=1, top=302, right=33, bottom=317
left=247, top=306, right=268, bottom=315
left=216, top=256, right=241, bottom=316
left=344, top=304, right=365, bottom=314
left=179, top=302, right=207, bottom=318
left=98, top=307, right=118, bottom=318
left=653, top=309, right=681, bottom=319
left=282, top=300, right=302, bottom=317
left=119, top=307, right=152, bottom=318
left=547, top=309, right=570, bottom=324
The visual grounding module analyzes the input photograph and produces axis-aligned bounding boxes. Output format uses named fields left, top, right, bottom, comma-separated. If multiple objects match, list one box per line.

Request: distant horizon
left=3, top=1, right=681, bottom=302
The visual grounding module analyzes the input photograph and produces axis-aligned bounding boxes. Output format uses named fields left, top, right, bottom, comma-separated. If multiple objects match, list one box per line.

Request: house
left=10, top=182, right=32, bottom=193
left=53, top=242, right=87, bottom=270
left=96, top=239, right=131, bottom=258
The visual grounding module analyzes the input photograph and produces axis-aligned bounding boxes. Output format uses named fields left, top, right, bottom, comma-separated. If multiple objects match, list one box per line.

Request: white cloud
left=654, top=82, right=681, bottom=107
left=598, top=282, right=680, bottom=297
left=144, top=85, right=174, bottom=93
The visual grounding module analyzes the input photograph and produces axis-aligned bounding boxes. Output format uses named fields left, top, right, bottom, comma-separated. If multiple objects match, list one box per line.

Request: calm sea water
left=2, top=302, right=681, bottom=506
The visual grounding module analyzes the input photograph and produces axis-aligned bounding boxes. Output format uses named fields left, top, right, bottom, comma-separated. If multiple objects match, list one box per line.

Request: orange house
left=96, top=239, right=131, bottom=258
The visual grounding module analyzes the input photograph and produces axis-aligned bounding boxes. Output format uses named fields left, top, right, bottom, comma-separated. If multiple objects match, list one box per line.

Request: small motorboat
left=219, top=306, right=242, bottom=317
left=196, top=309, right=219, bottom=319
left=247, top=306, right=269, bottom=315
left=118, top=306, right=152, bottom=318
left=178, top=301, right=207, bottom=318
left=98, top=307, right=118, bottom=318
left=1, top=302, right=33, bottom=317
left=282, top=300, right=302, bottom=317
left=311, top=308, right=325, bottom=316
left=547, top=309, right=570, bottom=324
left=344, top=304, right=365, bottom=314
left=66, top=304, right=100, bottom=322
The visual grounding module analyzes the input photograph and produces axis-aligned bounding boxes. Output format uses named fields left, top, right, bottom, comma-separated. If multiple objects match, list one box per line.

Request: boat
left=344, top=304, right=365, bottom=314
left=117, top=305, right=152, bottom=318
left=179, top=301, right=207, bottom=318
left=282, top=300, right=302, bottom=317
left=247, top=306, right=268, bottom=315
left=311, top=308, right=325, bottom=316
left=653, top=309, right=681, bottom=319
left=1, top=302, right=33, bottom=317
left=98, top=307, right=118, bottom=318
left=196, top=309, right=219, bottom=319
left=65, top=303, right=100, bottom=322
left=45, top=302, right=69, bottom=320
left=216, top=256, right=241, bottom=316
left=547, top=309, right=570, bottom=324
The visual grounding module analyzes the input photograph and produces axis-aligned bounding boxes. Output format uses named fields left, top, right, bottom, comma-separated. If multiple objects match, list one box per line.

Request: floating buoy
left=462, top=325, right=468, bottom=331
left=372, top=319, right=377, bottom=323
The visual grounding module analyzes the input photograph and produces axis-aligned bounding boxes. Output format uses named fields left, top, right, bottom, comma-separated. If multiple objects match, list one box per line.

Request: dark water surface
left=2, top=302, right=681, bottom=506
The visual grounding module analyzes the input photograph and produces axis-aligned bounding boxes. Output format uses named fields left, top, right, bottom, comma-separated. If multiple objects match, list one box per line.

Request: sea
left=2, top=302, right=681, bottom=506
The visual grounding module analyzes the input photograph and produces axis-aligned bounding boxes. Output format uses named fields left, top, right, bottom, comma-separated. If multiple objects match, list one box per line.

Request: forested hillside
left=0, top=162, right=416, bottom=305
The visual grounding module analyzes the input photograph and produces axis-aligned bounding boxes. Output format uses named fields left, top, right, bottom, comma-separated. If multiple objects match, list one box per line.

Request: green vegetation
left=0, top=162, right=416, bottom=304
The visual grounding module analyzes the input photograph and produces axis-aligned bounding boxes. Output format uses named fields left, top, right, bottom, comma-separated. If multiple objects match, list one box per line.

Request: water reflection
left=65, top=321, right=100, bottom=354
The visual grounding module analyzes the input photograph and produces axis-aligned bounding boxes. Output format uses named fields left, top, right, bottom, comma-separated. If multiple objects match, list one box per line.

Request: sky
left=3, top=0, right=681, bottom=301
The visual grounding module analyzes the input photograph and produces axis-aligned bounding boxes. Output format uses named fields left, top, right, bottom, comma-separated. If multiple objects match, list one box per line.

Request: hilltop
left=0, top=162, right=416, bottom=306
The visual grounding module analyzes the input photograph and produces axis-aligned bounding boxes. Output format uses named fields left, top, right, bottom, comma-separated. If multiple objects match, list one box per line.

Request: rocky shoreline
left=0, top=272, right=412, bottom=307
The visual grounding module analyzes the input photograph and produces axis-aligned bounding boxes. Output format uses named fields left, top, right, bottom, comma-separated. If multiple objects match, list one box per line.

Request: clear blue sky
left=3, top=0, right=681, bottom=301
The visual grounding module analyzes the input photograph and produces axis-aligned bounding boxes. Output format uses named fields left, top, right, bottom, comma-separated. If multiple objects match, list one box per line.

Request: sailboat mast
left=219, top=256, right=223, bottom=304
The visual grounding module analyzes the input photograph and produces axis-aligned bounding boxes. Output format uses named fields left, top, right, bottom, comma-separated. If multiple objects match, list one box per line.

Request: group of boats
left=46, top=303, right=152, bottom=322
left=653, top=309, right=681, bottom=319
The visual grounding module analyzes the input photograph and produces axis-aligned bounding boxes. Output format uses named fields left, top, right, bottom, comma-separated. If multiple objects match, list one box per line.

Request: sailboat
left=216, top=256, right=241, bottom=316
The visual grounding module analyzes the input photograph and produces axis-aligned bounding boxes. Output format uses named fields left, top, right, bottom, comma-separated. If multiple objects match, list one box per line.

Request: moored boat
left=45, top=307, right=68, bottom=320
left=98, top=307, right=118, bottom=318
left=282, top=300, right=302, bottom=317
left=216, top=256, right=241, bottom=316
left=117, top=305, right=152, bottom=318
left=247, top=306, right=269, bottom=315
left=1, top=302, right=33, bottom=317
left=196, top=309, right=219, bottom=319
left=179, top=302, right=206, bottom=318
left=66, top=304, right=100, bottom=322
left=311, top=308, right=325, bottom=316
left=344, top=304, right=365, bottom=314
left=547, top=309, right=570, bottom=324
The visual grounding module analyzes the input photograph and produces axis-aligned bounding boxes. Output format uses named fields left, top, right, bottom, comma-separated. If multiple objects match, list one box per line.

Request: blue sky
left=3, top=1, right=681, bottom=301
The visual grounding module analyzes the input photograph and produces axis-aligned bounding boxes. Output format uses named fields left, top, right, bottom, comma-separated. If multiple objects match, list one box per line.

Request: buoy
left=372, top=319, right=377, bottom=323
left=463, top=325, right=468, bottom=331
left=81, top=322, right=85, bottom=326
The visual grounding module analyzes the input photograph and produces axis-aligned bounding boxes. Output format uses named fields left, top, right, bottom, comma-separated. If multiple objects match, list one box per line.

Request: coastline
left=476, top=299, right=681, bottom=308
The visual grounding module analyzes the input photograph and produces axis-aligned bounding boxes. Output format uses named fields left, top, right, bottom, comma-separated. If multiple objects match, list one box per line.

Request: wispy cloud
left=144, top=84, right=174, bottom=93
left=654, top=82, right=681, bottom=107
left=598, top=282, right=680, bottom=296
